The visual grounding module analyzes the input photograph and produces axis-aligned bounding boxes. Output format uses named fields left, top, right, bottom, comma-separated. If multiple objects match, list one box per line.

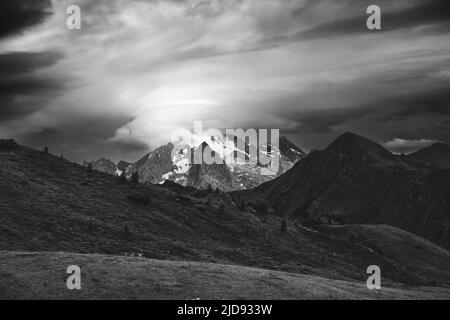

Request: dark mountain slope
left=406, top=143, right=450, bottom=169
left=320, top=224, right=450, bottom=284
left=239, top=132, right=450, bottom=249
left=1, top=140, right=450, bottom=286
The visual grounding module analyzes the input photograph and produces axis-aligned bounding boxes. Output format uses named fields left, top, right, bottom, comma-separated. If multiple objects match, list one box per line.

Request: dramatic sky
left=1, top=0, right=449, bottom=162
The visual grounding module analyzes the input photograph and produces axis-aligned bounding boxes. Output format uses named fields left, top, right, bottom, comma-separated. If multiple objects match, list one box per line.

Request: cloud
left=12, top=113, right=138, bottom=162
left=262, top=0, right=450, bottom=47
left=0, top=0, right=52, bottom=39
left=0, top=51, right=62, bottom=73
left=262, top=58, right=450, bottom=151
left=0, top=51, right=66, bottom=122
left=383, top=138, right=439, bottom=154
left=108, top=133, right=149, bottom=154
left=0, top=0, right=449, bottom=162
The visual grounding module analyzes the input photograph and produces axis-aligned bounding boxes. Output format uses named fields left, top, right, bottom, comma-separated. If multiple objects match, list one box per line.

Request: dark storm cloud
left=0, top=51, right=62, bottom=74
left=19, top=115, right=142, bottom=162
left=0, top=0, right=52, bottom=39
left=1, top=0, right=449, bottom=161
left=282, top=107, right=372, bottom=135
left=310, top=0, right=450, bottom=36
left=0, top=51, right=65, bottom=121
left=109, top=137, right=150, bottom=154
left=283, top=87, right=450, bottom=135
left=0, top=76, right=63, bottom=95
left=263, top=0, right=450, bottom=47
left=271, top=60, right=450, bottom=151
left=22, top=117, right=130, bottom=146
left=381, top=88, right=450, bottom=121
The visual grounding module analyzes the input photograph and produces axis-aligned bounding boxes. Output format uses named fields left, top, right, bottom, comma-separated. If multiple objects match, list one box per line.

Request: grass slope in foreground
left=1, top=251, right=450, bottom=300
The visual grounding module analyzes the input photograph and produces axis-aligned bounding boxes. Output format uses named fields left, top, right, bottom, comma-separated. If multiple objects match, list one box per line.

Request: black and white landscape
left=1, top=0, right=450, bottom=300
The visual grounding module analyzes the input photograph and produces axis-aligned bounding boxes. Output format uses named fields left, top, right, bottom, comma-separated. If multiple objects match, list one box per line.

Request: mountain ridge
left=406, top=142, right=450, bottom=169
left=238, top=132, right=450, bottom=249
left=121, top=135, right=306, bottom=191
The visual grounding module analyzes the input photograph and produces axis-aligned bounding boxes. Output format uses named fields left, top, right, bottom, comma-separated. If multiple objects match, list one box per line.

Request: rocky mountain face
left=117, top=160, right=132, bottom=173
left=124, top=136, right=306, bottom=191
left=82, top=158, right=117, bottom=175
left=183, top=142, right=236, bottom=191
left=187, top=163, right=236, bottom=191
left=279, top=136, right=307, bottom=163
left=135, top=143, right=177, bottom=184
left=405, top=143, right=450, bottom=169
left=239, top=132, right=450, bottom=249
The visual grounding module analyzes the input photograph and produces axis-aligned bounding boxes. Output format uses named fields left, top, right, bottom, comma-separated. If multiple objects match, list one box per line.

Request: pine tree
left=280, top=219, right=288, bottom=233
left=131, top=171, right=139, bottom=183
left=88, top=219, right=94, bottom=231
left=238, top=200, right=246, bottom=211
left=257, top=202, right=269, bottom=216
left=123, top=225, right=131, bottom=239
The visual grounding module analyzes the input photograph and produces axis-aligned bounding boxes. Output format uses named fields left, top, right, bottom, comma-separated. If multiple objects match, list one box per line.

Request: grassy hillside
left=1, top=140, right=450, bottom=298
left=2, top=251, right=449, bottom=300
left=320, top=224, right=450, bottom=285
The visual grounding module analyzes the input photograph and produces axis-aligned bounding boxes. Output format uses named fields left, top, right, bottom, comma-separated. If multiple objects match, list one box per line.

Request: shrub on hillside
left=280, top=219, right=288, bottom=233
left=127, top=193, right=152, bottom=205
left=238, top=200, right=246, bottom=211
left=176, top=194, right=192, bottom=203
left=131, top=171, right=139, bottom=183
left=255, top=202, right=269, bottom=216
left=0, top=139, right=18, bottom=151
left=123, top=225, right=131, bottom=239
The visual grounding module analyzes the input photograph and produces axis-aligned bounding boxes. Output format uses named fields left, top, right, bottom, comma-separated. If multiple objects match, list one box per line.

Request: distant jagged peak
left=84, top=157, right=116, bottom=165
left=82, top=157, right=117, bottom=175
left=97, top=157, right=115, bottom=164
